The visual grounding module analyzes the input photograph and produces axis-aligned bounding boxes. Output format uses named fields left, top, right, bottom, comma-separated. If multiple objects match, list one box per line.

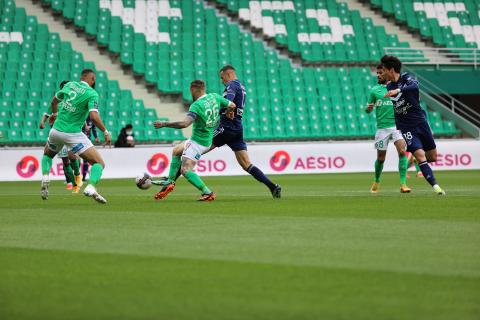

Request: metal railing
left=384, top=47, right=479, bottom=69
left=403, top=66, right=480, bottom=137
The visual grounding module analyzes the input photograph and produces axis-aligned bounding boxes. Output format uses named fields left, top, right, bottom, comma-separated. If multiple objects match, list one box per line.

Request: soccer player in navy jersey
left=381, top=55, right=445, bottom=195
left=162, top=66, right=281, bottom=198
left=211, top=65, right=281, bottom=198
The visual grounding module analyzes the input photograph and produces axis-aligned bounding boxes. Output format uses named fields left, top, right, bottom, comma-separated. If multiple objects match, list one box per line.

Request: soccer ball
left=135, top=173, right=152, bottom=190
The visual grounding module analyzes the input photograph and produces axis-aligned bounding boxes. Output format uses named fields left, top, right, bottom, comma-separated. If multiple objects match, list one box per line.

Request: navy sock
left=418, top=161, right=437, bottom=186
left=82, top=162, right=89, bottom=180
left=247, top=165, right=276, bottom=190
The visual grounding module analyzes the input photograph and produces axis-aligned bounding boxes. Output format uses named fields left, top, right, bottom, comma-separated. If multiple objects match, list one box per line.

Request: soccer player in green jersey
left=40, top=80, right=82, bottom=193
left=366, top=65, right=410, bottom=193
left=153, top=80, right=235, bottom=201
left=40, top=69, right=111, bottom=204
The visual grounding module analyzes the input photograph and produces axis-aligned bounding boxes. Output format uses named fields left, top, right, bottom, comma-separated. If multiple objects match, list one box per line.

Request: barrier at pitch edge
left=1, top=140, right=479, bottom=181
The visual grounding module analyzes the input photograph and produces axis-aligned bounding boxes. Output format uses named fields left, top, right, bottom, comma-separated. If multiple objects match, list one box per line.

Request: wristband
left=104, top=130, right=110, bottom=136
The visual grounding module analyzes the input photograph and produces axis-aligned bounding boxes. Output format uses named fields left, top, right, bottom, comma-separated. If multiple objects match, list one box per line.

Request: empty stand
left=0, top=0, right=185, bottom=144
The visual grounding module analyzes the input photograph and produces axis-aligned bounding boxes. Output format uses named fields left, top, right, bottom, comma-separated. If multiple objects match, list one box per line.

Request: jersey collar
left=81, top=81, right=89, bottom=86
left=197, top=94, right=207, bottom=100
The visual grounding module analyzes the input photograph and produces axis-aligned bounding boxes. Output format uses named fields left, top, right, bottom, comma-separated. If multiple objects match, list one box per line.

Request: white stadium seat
left=445, top=3, right=456, bottom=12
left=10, top=32, right=24, bottom=44
left=262, top=16, right=275, bottom=37
left=0, top=32, right=10, bottom=42
left=413, top=2, right=424, bottom=11
left=305, top=9, right=316, bottom=19
left=122, top=8, right=134, bottom=25
left=310, top=33, right=321, bottom=43
left=274, top=24, right=287, bottom=35
left=297, top=33, right=310, bottom=43
left=455, top=3, right=466, bottom=11
left=239, top=8, right=250, bottom=21
left=111, top=0, right=123, bottom=16
left=272, top=1, right=283, bottom=11
left=282, top=1, right=295, bottom=11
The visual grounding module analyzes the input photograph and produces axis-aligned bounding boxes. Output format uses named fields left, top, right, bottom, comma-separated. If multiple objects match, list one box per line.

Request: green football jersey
left=53, top=81, right=99, bottom=133
left=188, top=93, right=230, bottom=147
left=367, top=84, right=396, bottom=129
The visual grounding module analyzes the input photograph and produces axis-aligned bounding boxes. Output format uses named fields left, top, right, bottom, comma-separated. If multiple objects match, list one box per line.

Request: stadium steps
left=344, top=0, right=452, bottom=64
left=22, top=0, right=191, bottom=138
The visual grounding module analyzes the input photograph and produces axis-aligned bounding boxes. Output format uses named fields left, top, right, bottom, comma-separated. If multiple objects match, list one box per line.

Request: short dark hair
left=376, top=64, right=383, bottom=70
left=59, top=80, right=70, bottom=89
left=220, top=65, right=235, bottom=73
left=190, top=79, right=205, bottom=90
left=381, top=55, right=402, bottom=73
left=125, top=124, right=133, bottom=129
left=81, top=68, right=95, bottom=77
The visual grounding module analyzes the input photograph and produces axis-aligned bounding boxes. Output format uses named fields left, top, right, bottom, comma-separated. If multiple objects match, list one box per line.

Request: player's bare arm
left=365, top=103, right=374, bottom=113
left=48, top=96, right=59, bottom=126
left=225, top=101, right=236, bottom=120
left=39, top=113, right=49, bottom=129
left=89, top=111, right=111, bottom=146
left=154, top=115, right=195, bottom=129
left=384, top=88, right=400, bottom=98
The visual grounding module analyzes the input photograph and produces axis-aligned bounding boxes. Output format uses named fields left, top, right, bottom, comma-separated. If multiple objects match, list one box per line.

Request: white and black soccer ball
left=135, top=173, right=152, bottom=190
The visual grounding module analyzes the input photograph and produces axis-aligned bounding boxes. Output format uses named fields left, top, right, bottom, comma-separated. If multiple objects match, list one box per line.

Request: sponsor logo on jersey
left=16, top=155, right=39, bottom=178
left=147, top=153, right=169, bottom=175
left=270, top=150, right=291, bottom=172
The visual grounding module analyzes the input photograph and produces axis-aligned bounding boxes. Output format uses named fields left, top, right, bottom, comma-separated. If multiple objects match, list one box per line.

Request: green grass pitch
left=1, top=171, right=479, bottom=320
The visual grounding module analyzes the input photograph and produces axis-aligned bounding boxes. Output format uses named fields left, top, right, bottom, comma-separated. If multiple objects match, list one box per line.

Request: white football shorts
left=182, top=139, right=210, bottom=161
left=374, top=127, right=404, bottom=150
left=47, top=128, right=93, bottom=156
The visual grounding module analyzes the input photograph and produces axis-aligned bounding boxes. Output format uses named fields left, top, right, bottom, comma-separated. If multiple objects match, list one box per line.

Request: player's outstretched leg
left=235, top=150, right=281, bottom=199
left=81, top=147, right=107, bottom=204
left=415, top=149, right=445, bottom=195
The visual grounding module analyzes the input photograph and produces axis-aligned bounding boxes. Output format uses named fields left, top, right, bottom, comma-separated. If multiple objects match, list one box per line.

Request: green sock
left=398, top=155, right=408, bottom=185
left=168, top=156, right=181, bottom=182
left=89, top=163, right=103, bottom=186
left=65, top=164, right=76, bottom=186
left=374, top=160, right=384, bottom=183
left=41, top=155, right=53, bottom=175
left=184, top=170, right=211, bottom=194
left=71, top=159, right=80, bottom=176
left=414, top=160, right=421, bottom=173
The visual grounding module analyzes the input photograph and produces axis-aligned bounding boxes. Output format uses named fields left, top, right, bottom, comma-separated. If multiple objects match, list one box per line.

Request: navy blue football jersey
left=386, top=72, right=427, bottom=128
left=220, top=79, right=245, bottom=131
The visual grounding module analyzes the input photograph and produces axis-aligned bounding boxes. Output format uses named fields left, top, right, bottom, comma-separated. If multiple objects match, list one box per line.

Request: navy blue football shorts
left=398, top=120, right=436, bottom=153
left=212, top=127, right=247, bottom=151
